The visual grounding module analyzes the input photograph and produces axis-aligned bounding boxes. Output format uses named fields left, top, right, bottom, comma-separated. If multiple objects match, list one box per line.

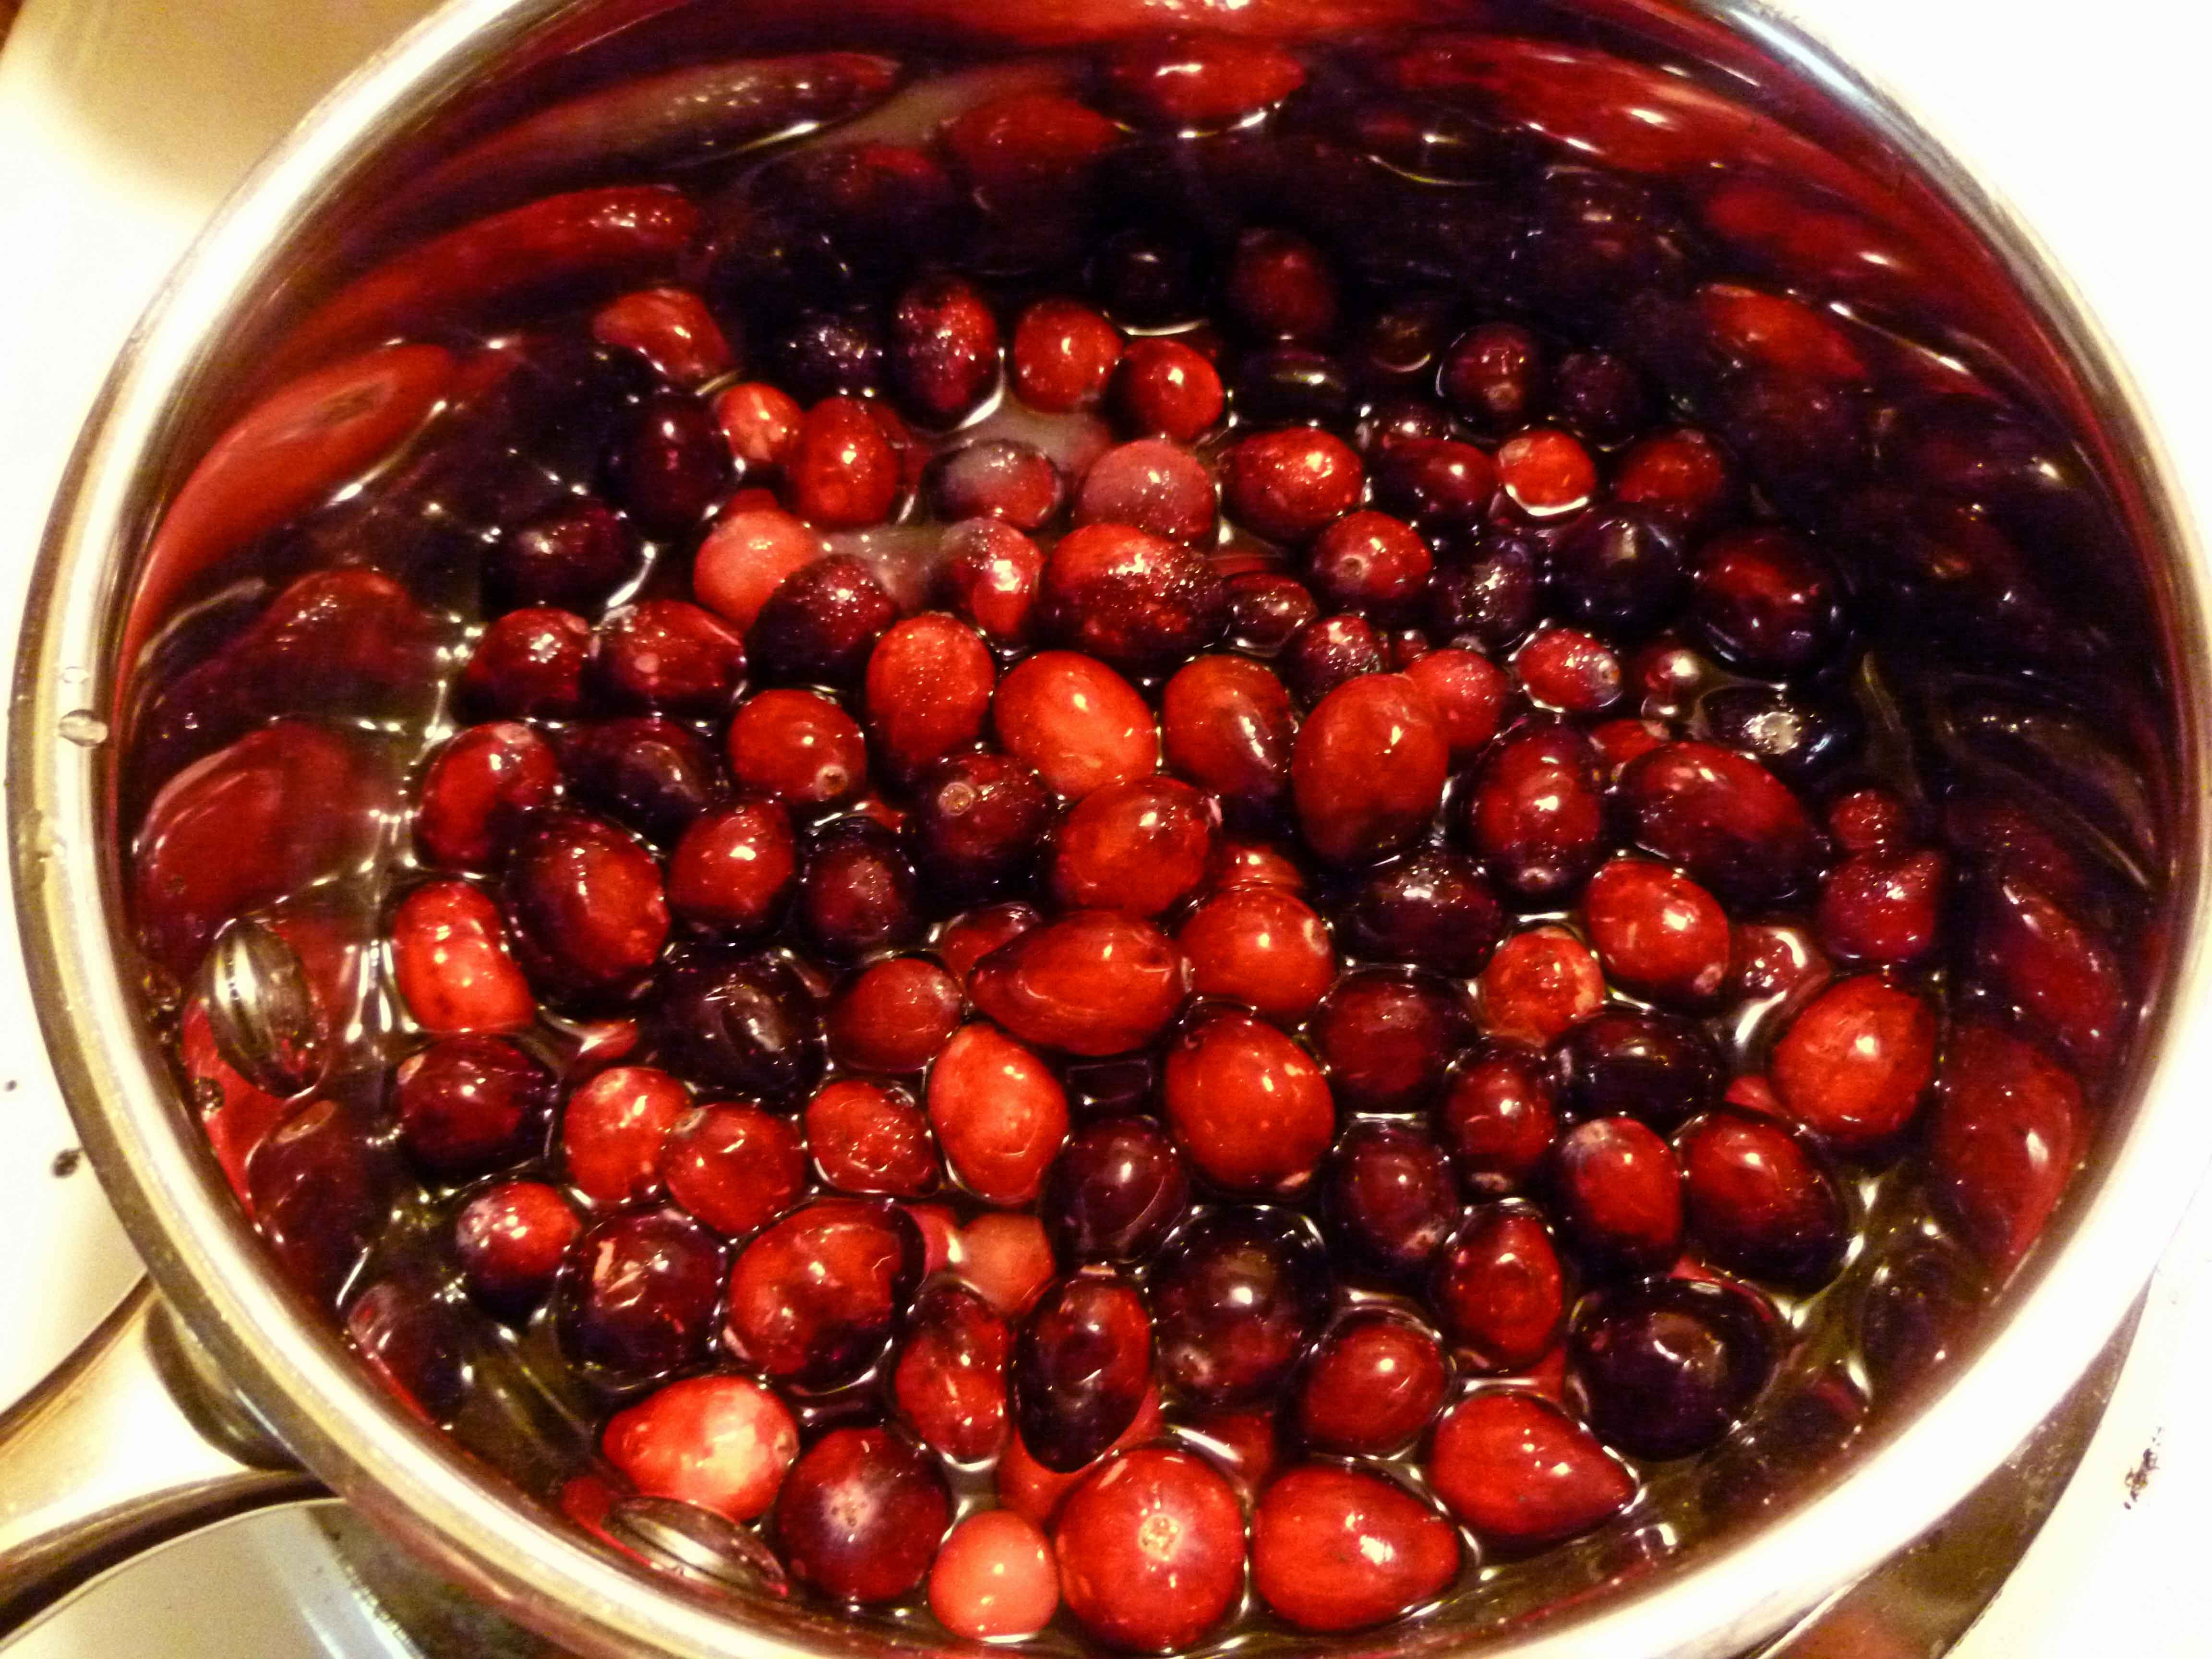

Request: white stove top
left=3, top=0, right=2207, bottom=1651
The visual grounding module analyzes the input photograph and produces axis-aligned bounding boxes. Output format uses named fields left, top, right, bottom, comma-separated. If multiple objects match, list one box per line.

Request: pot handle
left=0, top=1277, right=328, bottom=1639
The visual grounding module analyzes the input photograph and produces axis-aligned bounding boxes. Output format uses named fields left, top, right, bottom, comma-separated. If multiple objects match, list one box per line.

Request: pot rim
left=13, top=1, right=2212, bottom=1655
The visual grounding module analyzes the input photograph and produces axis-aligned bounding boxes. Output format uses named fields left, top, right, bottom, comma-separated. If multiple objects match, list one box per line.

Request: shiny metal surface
left=8, top=1, right=2212, bottom=1658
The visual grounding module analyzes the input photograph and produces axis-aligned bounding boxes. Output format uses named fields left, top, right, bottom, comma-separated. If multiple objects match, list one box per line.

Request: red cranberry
left=1112, top=337, right=1224, bottom=442
left=1157, top=655, right=1296, bottom=817
left=959, top=1211, right=1058, bottom=1318
left=558, top=717, right=725, bottom=847
left=1164, top=1010, right=1335, bottom=1195
left=691, top=507, right=822, bottom=633
left=1582, top=857, right=1731, bottom=1006
left=1223, top=427, right=1363, bottom=542
left=1551, top=1117, right=1684, bottom=1278
left=1496, top=430, right=1598, bottom=518
left=1974, top=872, right=2127, bottom=1069
left=775, top=1426, right=950, bottom=1604
left=1829, top=787, right=1912, bottom=856
left=1460, top=722, right=1606, bottom=899
left=1342, top=847, right=1505, bottom=977
left=1314, top=969, right=1465, bottom=1114
left=1403, top=647, right=1511, bottom=761
left=1324, top=1120, right=1455, bottom=1280
left=1568, top=1277, right=1776, bottom=1460
left=393, top=1035, right=547, bottom=1179
left=1374, top=438, right=1496, bottom=529
left=797, top=819, right=920, bottom=959
left=663, top=1102, right=806, bottom=1238
left=714, top=381, right=803, bottom=472
left=1252, top=1466, right=1457, bottom=1635
left=780, top=397, right=897, bottom=531
left=603, top=1373, right=797, bottom=1525
left=416, top=722, right=561, bottom=872
left=1615, top=427, right=1731, bottom=528
left=805, top=1079, right=937, bottom=1197
left=1439, top=322, right=1544, bottom=432
left=823, top=956, right=960, bottom=1074
left=1688, top=527, right=1841, bottom=673
left=1176, top=886, right=1334, bottom=1022
left=905, top=752, right=1054, bottom=899
left=1298, top=1310, right=1447, bottom=1455
left=594, top=600, right=746, bottom=716
left=502, top=811, right=668, bottom=1000
left=992, top=650, right=1159, bottom=800
left=1224, top=569, right=1322, bottom=655
left=926, top=1022, right=1071, bottom=1205
left=455, top=1178, right=580, bottom=1318
left=725, top=1198, right=921, bottom=1387
left=970, top=910, right=1188, bottom=1057
left=1676, top=1108, right=1848, bottom=1290
left=938, top=518, right=1046, bottom=644
left=1439, top=1047, right=1561, bottom=1197
left=562, top=1064, right=688, bottom=1207
left=1010, top=298, right=1124, bottom=411
left=489, top=498, right=634, bottom=612
left=553, top=1210, right=725, bottom=1387
left=1308, top=511, right=1433, bottom=615
left=1430, top=1204, right=1565, bottom=1370
left=748, top=553, right=896, bottom=685
left=1040, top=1116, right=1190, bottom=1264
left=857, top=613, right=992, bottom=785
left=930, top=1510, right=1058, bottom=1641
left=930, top=443, right=1058, bottom=533
left=1292, top=673, right=1447, bottom=865
left=722, top=689, right=864, bottom=807
left=1817, top=849, right=1948, bottom=966
left=667, top=799, right=800, bottom=933
left=1283, top=613, right=1386, bottom=705
left=1054, top=1448, right=1245, bottom=1651
left=1562, top=1008, right=1722, bottom=1130
left=1223, top=228, right=1340, bottom=344
left=649, top=947, right=824, bottom=1104
left=1100, top=34, right=1305, bottom=127
left=894, top=1281, right=1012, bottom=1461
left=460, top=607, right=592, bottom=719
left=1479, top=925, right=1605, bottom=1048
left=934, top=902, right=1040, bottom=986
left=392, top=879, right=536, bottom=1034
left=1928, top=1023, right=2083, bottom=1271
left=245, top=1097, right=397, bottom=1303
left=1072, top=441, right=1218, bottom=548
left=1040, top=522, right=1227, bottom=664
left=592, top=286, right=730, bottom=387
left=606, top=390, right=731, bottom=537
left=1052, top=776, right=1218, bottom=917
left=1618, top=740, right=1821, bottom=905
left=889, top=274, right=1000, bottom=424
left=1209, top=836, right=1308, bottom=892
left=1515, top=626, right=1622, bottom=713
left=1424, top=1391, right=1635, bottom=1549
left=1770, top=975, right=1936, bottom=1152
left=1014, top=1274, right=1154, bottom=1472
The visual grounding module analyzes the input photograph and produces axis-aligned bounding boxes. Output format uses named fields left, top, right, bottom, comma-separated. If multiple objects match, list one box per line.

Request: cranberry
left=1581, top=857, right=1731, bottom=1006
left=1688, top=527, right=1841, bottom=673
left=1222, top=427, right=1364, bottom=542
left=1618, top=740, right=1821, bottom=905
left=1283, top=614, right=1387, bottom=705
left=1323, top=1121, right=1455, bottom=1280
left=724, top=1197, right=920, bottom=1387
left=489, top=498, right=634, bottom=612
left=1040, top=1116, right=1190, bottom=1263
left=1051, top=776, right=1218, bottom=917
left=933, top=523, right=1043, bottom=649
left=502, top=811, right=668, bottom=1000
left=650, top=947, right=824, bottom=1104
left=1479, top=926, right=1605, bottom=1048
left=1515, top=626, right=1622, bottom=712
left=561, top=1064, right=687, bottom=1206
left=1099, top=35, right=1305, bottom=128
left=891, top=1281, right=1011, bottom=1462
left=1223, top=228, right=1340, bottom=345
left=769, top=312, right=884, bottom=403
left=930, top=1510, right=1059, bottom=1641
left=391, top=878, right=536, bottom=1035
left=1496, top=431, right=1598, bottom=519
left=594, top=601, right=746, bottom=716
left=1928, top=1024, right=2083, bottom=1271
left=992, top=650, right=1159, bottom=801
left=1224, top=569, right=1322, bottom=655
left=1460, top=722, right=1606, bottom=899
left=414, top=724, right=560, bottom=873
left=1040, top=522, right=1227, bottom=664
left=455, top=1178, right=580, bottom=1317
left=823, top=957, right=961, bottom=1074
left=1568, top=1277, right=1776, bottom=1460
left=889, top=275, right=1000, bottom=424
left=559, top=716, right=725, bottom=847
left=606, top=390, right=731, bottom=537
left=1426, top=528, right=1542, bottom=649
left=666, top=799, right=800, bottom=934
left=1698, top=685, right=1861, bottom=788
left=460, top=607, right=592, bottom=719
left=1298, top=1310, right=1448, bottom=1455
left=1770, top=975, right=1936, bottom=1153
left=1615, top=427, right=1731, bottom=527
left=1562, top=1009, right=1722, bottom=1130
left=1342, top=847, right=1505, bottom=977
left=796, top=819, right=919, bottom=959
left=1010, top=298, right=1124, bottom=411
left=553, top=1210, right=725, bottom=1387
left=1716, top=369, right=1868, bottom=508
left=346, top=1276, right=471, bottom=1423
left=663, top=1102, right=806, bottom=1238
left=1112, top=337, right=1224, bottom=442
left=1676, top=1108, right=1848, bottom=1290
left=1182, top=1404, right=1280, bottom=1499
left=1209, top=837, right=1308, bottom=892
left=934, top=901, right=1041, bottom=986
left=970, top=909, right=1188, bottom=1057
left=774, top=1427, right=950, bottom=1604
left=1373, top=438, right=1496, bottom=529
left=1430, top=1204, right=1565, bottom=1370
left=905, top=752, right=1054, bottom=900
left=926, top=1022, right=1071, bottom=1205
left=1013, top=1274, right=1154, bottom=1472
left=855, top=616, right=991, bottom=786
left=1315, top=969, right=1462, bottom=1113
left=1291, top=673, right=1447, bottom=865
left=960, top=1211, right=1058, bottom=1316
left=1152, top=1207, right=1327, bottom=1406
left=1054, top=1448, right=1245, bottom=1652
left=1402, top=647, right=1511, bottom=762
left=1828, top=787, right=1912, bottom=856
left=1306, top=512, right=1432, bottom=616
left=720, top=689, right=863, bottom=807
left=1156, top=655, right=1295, bottom=818
left=748, top=554, right=896, bottom=685
left=1551, top=1117, right=1684, bottom=1278
left=1086, top=224, right=1206, bottom=329
left=1424, top=1391, right=1635, bottom=1549
left=801, top=1079, right=934, bottom=1197
left=1356, top=395, right=1455, bottom=458
left=1234, top=345, right=1355, bottom=429
left=1974, top=872, right=2127, bottom=1069
left=393, top=1037, right=551, bottom=1185
left=604, top=1373, right=798, bottom=1524
left=1252, top=1466, right=1458, bottom=1635
left=1547, top=506, right=1684, bottom=637
left=1817, top=849, right=1948, bottom=966
left=1072, top=441, right=1219, bottom=549
left=245, top=1098, right=397, bottom=1303
left=1174, top=888, right=1332, bottom=1022
left=1163, top=1009, right=1335, bottom=1195
left=714, top=382, right=803, bottom=472
left=1438, top=1047, right=1561, bottom=1197
left=1440, top=322, right=1543, bottom=432
left=691, top=507, right=823, bottom=633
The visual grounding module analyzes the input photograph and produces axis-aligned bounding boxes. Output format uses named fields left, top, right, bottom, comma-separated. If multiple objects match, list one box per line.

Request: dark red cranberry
left=1562, top=1009, right=1722, bottom=1130
left=1688, top=527, right=1841, bottom=674
left=775, top=1426, right=950, bottom=1604
left=1549, top=349, right=1650, bottom=445
left=1700, top=685, right=1861, bottom=787
left=602, top=1372, right=798, bottom=1525
left=559, top=716, right=724, bottom=847
left=1551, top=1117, right=1685, bottom=1278
left=1618, top=740, right=1821, bottom=905
left=1439, top=322, right=1543, bottom=433
left=1283, top=613, right=1387, bottom=705
left=1479, top=925, right=1606, bottom=1049
left=1439, top=1047, right=1561, bottom=1197
left=1928, top=1023, right=2083, bottom=1271
left=1251, top=1465, right=1460, bottom=1634
left=748, top=553, right=895, bottom=684
left=1100, top=34, right=1304, bottom=126
left=1516, top=168, right=1694, bottom=321
left=1308, top=511, right=1433, bottom=616
left=1430, top=1204, right=1564, bottom=1371
left=1010, top=298, right=1124, bottom=411
left=1817, top=849, right=1948, bottom=966
left=893, top=1281, right=1012, bottom=1462
left=1374, top=438, right=1496, bottom=529
left=605, top=391, right=730, bottom=537
left=806, top=1079, right=937, bottom=1197
left=1715, top=368, right=1868, bottom=508
left=1222, top=427, right=1364, bottom=542
left=692, top=506, right=822, bottom=633
left=650, top=946, right=824, bottom=1105
left=1223, top=228, right=1340, bottom=344
left=1014, top=1274, right=1154, bottom=1472
left=245, top=1097, right=397, bottom=1304
left=393, top=1035, right=549, bottom=1179
left=931, top=440, right=1061, bottom=530
left=392, top=879, right=535, bottom=1034
left=1054, top=1448, right=1245, bottom=1652
left=1087, top=224, right=1207, bottom=329
left=797, top=819, right=920, bottom=960
left=824, top=956, right=961, bottom=1073
left=889, top=275, right=1000, bottom=424
left=1549, top=506, right=1685, bottom=637
left=1615, top=427, right=1731, bottom=528
left=1973, top=871, right=2127, bottom=1069
left=1313, top=969, right=1463, bottom=1114
left=1112, top=337, right=1224, bottom=441
left=1582, top=857, right=1731, bottom=1005
left=991, top=650, right=1159, bottom=800
left=1426, top=528, right=1542, bottom=649
left=970, top=909, right=1188, bottom=1058
left=1324, top=1121, right=1455, bottom=1281
left=1677, top=1108, right=1848, bottom=1290
left=926, top=1022, right=1071, bottom=1205
left=1039, top=521, right=1227, bottom=664
left=460, top=607, right=592, bottom=719
left=501, top=811, right=668, bottom=1000
left=1460, top=722, right=1606, bottom=899
left=905, top=751, right=1054, bottom=900
left=1424, top=1391, right=1635, bottom=1549
left=489, top=497, right=634, bottom=612
left=346, top=1277, right=471, bottom=1424
left=938, top=518, right=1045, bottom=644
left=663, top=1102, right=806, bottom=1238
left=1292, top=672, right=1447, bottom=865
left=1828, top=787, right=1912, bottom=856
left=1355, top=395, right=1455, bottom=458
left=1730, top=921, right=1833, bottom=1018
left=1152, top=1208, right=1327, bottom=1407
left=415, top=721, right=561, bottom=872
left=1297, top=1310, right=1448, bottom=1455
left=1159, top=1010, right=1332, bottom=1194
left=594, top=601, right=746, bottom=715
left=667, top=799, right=799, bottom=934
left=1343, top=846, right=1506, bottom=977
left=1176, top=886, right=1335, bottom=1021
left=724, top=1197, right=920, bottom=1386
left=1569, top=1277, right=1777, bottom=1460
left=770, top=311, right=884, bottom=403
left=455, top=1178, right=580, bottom=1318
left=1224, top=569, right=1322, bottom=655
left=1050, top=775, right=1217, bottom=917
left=1770, top=975, right=1936, bottom=1152
left=552, top=1210, right=725, bottom=1387
left=714, top=381, right=803, bottom=472
left=1354, top=290, right=1458, bottom=385
left=1040, top=1116, right=1190, bottom=1263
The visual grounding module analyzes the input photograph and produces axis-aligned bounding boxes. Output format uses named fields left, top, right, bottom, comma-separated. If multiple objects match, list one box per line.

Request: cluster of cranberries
left=131, top=26, right=2147, bottom=1653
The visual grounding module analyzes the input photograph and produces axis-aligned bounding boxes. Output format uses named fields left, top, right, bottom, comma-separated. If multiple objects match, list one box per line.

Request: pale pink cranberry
left=926, top=1023, right=1070, bottom=1205
left=1176, top=886, right=1335, bottom=1021
left=392, top=880, right=535, bottom=1034
left=1164, top=1010, right=1335, bottom=1194
left=562, top=1065, right=690, bottom=1207
left=930, top=1511, right=1059, bottom=1640
left=992, top=650, right=1159, bottom=800
left=602, top=1374, right=798, bottom=1522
